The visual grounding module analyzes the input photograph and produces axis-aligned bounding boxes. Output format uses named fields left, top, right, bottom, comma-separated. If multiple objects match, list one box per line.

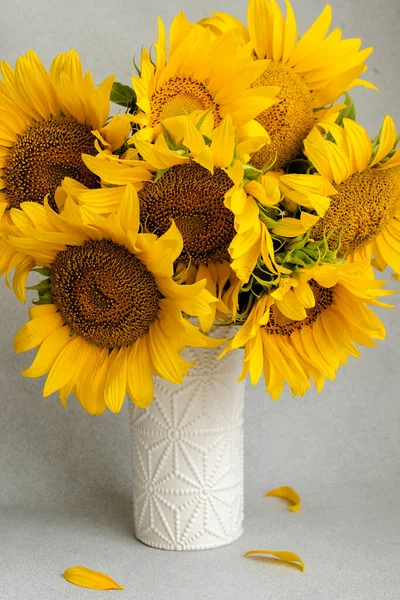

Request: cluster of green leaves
left=275, top=233, right=342, bottom=272
left=235, top=226, right=343, bottom=322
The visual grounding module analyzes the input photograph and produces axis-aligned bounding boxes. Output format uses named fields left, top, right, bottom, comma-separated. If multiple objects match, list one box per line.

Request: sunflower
left=0, top=49, right=114, bottom=225
left=219, top=261, right=393, bottom=400
left=7, top=185, right=221, bottom=414
left=225, top=164, right=336, bottom=283
left=201, top=0, right=375, bottom=170
left=130, top=12, right=278, bottom=137
left=74, top=112, right=270, bottom=331
left=304, top=116, right=400, bottom=274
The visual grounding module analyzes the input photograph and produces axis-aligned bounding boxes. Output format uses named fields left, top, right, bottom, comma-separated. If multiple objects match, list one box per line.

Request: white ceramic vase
left=128, top=332, right=245, bottom=551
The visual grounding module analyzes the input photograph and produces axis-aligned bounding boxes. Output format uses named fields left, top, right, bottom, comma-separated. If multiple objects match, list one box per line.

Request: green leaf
left=110, top=82, right=136, bottom=108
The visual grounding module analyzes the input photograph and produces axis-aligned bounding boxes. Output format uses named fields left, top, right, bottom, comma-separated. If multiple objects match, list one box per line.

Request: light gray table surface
left=0, top=1, right=399, bottom=599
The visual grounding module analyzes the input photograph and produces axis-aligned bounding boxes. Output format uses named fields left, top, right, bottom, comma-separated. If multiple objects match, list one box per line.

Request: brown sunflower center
left=50, top=240, right=162, bottom=348
left=250, top=62, right=314, bottom=170
left=3, top=115, right=99, bottom=210
left=149, top=77, right=221, bottom=127
left=264, top=281, right=334, bottom=336
left=311, top=167, right=400, bottom=256
left=138, top=163, right=235, bottom=265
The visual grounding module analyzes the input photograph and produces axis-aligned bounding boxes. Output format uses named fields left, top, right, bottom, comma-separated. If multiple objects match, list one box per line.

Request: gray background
left=0, top=1, right=399, bottom=598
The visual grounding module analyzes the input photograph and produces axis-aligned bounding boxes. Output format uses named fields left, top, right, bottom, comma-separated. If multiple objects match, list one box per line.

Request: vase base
left=134, top=527, right=244, bottom=552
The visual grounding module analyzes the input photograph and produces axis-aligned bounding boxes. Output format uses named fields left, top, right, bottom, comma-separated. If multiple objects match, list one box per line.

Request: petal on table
left=243, top=550, right=306, bottom=572
left=63, top=566, right=124, bottom=590
left=264, top=486, right=301, bottom=512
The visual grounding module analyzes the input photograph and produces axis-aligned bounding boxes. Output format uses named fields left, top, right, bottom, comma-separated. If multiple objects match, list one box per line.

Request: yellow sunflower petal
left=289, top=4, right=331, bottom=66
left=264, top=485, right=301, bottom=512
left=378, top=147, right=400, bottom=170
left=127, top=338, right=154, bottom=408
left=303, top=128, right=334, bottom=180
left=248, top=0, right=270, bottom=59
left=282, top=0, right=297, bottom=63
left=63, top=566, right=123, bottom=590
left=116, top=183, right=140, bottom=241
left=210, top=115, right=235, bottom=167
left=140, top=221, right=183, bottom=278
left=74, top=347, right=108, bottom=416
left=82, top=154, right=153, bottom=185
left=43, top=336, right=87, bottom=397
left=20, top=326, right=71, bottom=378
left=196, top=263, right=217, bottom=333
left=370, top=115, right=397, bottom=167
left=194, top=144, right=215, bottom=172
left=274, top=290, right=307, bottom=320
left=248, top=329, right=264, bottom=385
left=272, top=213, right=319, bottom=237
left=14, top=312, right=63, bottom=353
left=100, top=113, right=133, bottom=151
left=243, top=550, right=306, bottom=572
left=148, top=321, right=192, bottom=384
left=342, top=118, right=372, bottom=172
left=104, top=349, right=128, bottom=413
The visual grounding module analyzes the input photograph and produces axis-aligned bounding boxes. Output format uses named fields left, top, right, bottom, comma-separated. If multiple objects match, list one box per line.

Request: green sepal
left=243, top=164, right=262, bottom=182
left=258, top=204, right=281, bottom=228
left=279, top=248, right=318, bottom=268
left=274, top=231, right=343, bottom=273
left=230, top=135, right=240, bottom=167
left=32, top=266, right=51, bottom=277
left=195, top=109, right=212, bottom=131
left=154, top=168, right=168, bottom=182
left=32, top=289, right=54, bottom=306
left=260, top=153, right=278, bottom=174
left=335, top=93, right=356, bottom=126
left=27, top=278, right=51, bottom=292
left=161, top=124, right=187, bottom=153
left=132, top=55, right=141, bottom=77
left=110, top=82, right=136, bottom=109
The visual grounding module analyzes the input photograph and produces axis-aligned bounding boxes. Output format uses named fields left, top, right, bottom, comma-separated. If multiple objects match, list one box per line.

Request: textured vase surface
left=129, top=334, right=245, bottom=551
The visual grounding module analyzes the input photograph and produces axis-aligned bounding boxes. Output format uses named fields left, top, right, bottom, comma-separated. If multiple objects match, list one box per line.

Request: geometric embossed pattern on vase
left=129, top=335, right=245, bottom=550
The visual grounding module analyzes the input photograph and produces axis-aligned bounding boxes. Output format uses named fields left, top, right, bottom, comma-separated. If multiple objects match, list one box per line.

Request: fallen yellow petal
left=63, top=566, right=124, bottom=590
left=264, top=486, right=301, bottom=512
left=243, top=550, right=306, bottom=572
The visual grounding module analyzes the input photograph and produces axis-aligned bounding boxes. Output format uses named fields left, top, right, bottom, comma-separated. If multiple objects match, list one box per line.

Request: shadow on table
left=0, top=486, right=138, bottom=542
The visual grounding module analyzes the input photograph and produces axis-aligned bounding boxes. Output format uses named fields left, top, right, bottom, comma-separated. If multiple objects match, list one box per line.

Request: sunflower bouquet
left=0, top=0, right=398, bottom=415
